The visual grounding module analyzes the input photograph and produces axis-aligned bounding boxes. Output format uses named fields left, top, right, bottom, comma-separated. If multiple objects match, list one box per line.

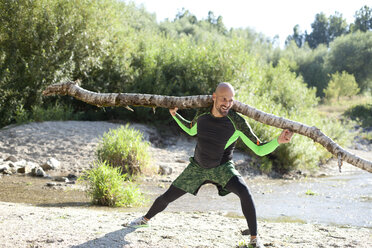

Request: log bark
left=42, top=81, right=372, bottom=173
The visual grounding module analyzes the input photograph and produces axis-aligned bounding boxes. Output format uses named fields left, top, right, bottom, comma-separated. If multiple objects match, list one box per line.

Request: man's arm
left=229, top=111, right=287, bottom=156
left=170, top=107, right=197, bottom=136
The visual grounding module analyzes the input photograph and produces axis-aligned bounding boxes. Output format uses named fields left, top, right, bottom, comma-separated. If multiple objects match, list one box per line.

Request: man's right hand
left=169, top=107, right=178, bottom=116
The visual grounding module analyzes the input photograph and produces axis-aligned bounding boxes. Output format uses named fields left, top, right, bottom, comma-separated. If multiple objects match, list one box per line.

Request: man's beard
left=217, top=105, right=230, bottom=116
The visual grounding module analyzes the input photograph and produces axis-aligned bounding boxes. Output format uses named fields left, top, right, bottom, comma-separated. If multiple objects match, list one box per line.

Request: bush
left=323, top=71, right=360, bottom=101
left=0, top=0, right=144, bottom=128
left=79, top=161, right=146, bottom=207
left=96, top=124, right=151, bottom=177
left=344, top=104, right=372, bottom=127
left=14, top=103, right=76, bottom=125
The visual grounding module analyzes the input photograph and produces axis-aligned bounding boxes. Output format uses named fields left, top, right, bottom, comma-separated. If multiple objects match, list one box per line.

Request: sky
left=129, top=0, right=370, bottom=47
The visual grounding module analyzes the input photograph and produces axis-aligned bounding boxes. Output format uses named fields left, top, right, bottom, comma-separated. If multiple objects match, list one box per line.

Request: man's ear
left=212, top=92, right=216, bottom=101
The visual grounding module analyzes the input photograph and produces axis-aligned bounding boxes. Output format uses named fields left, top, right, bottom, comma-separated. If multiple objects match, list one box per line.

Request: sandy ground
left=1, top=201, right=371, bottom=248
left=0, top=121, right=371, bottom=248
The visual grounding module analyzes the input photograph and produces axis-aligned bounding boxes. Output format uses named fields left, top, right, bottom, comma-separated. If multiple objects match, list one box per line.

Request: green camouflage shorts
left=172, top=157, right=241, bottom=196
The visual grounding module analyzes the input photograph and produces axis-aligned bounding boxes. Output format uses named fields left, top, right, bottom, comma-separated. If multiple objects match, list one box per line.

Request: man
left=127, top=82, right=293, bottom=247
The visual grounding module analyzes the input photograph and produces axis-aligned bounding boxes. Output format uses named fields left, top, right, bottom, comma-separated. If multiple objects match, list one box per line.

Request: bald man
left=127, top=82, right=293, bottom=247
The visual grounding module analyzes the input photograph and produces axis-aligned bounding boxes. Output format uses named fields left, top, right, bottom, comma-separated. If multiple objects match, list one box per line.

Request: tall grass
left=96, top=124, right=151, bottom=177
left=79, top=161, right=146, bottom=207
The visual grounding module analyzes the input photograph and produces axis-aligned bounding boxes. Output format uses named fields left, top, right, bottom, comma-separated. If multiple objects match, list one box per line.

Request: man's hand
left=169, top=107, right=178, bottom=116
left=278, top=129, right=293, bottom=144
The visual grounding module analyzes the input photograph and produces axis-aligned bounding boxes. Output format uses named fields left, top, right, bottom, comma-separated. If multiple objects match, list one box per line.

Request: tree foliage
left=325, top=31, right=372, bottom=91
left=287, top=6, right=371, bottom=48
left=283, top=5, right=372, bottom=95
left=352, top=5, right=372, bottom=32
left=323, top=71, right=360, bottom=100
left=0, top=0, right=355, bottom=172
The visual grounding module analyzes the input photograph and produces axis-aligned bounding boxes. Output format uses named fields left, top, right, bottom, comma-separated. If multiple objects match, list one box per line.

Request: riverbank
left=1, top=201, right=371, bottom=248
left=0, top=121, right=371, bottom=247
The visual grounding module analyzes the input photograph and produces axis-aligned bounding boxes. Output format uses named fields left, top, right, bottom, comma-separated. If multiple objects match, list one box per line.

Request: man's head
left=212, top=82, right=235, bottom=117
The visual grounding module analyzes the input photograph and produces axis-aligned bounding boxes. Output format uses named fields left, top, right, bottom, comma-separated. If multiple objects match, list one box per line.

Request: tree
left=306, top=13, right=329, bottom=48
left=328, top=12, right=348, bottom=41
left=325, top=31, right=372, bottom=91
left=0, top=0, right=143, bottom=127
left=281, top=42, right=329, bottom=97
left=352, top=5, right=372, bottom=32
left=323, top=71, right=360, bottom=100
left=160, top=9, right=227, bottom=41
left=42, top=81, right=372, bottom=173
left=305, top=12, right=348, bottom=48
left=285, top=24, right=304, bottom=48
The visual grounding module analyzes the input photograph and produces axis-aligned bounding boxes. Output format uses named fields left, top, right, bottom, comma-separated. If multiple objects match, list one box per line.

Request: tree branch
left=42, top=81, right=372, bottom=173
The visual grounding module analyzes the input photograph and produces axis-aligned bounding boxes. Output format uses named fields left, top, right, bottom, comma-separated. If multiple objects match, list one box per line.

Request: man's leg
left=144, top=184, right=187, bottom=220
left=225, top=176, right=257, bottom=237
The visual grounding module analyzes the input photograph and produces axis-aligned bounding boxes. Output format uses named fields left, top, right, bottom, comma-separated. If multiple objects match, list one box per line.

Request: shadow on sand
left=71, top=227, right=136, bottom=248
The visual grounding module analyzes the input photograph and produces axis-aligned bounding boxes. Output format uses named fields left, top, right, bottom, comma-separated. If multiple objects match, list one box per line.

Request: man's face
left=212, top=88, right=234, bottom=117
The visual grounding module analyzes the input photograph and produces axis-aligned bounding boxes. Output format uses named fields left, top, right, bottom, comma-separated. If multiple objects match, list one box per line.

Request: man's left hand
left=278, top=129, right=293, bottom=144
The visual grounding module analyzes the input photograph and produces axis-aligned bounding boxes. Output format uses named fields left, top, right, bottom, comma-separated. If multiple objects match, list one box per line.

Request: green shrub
left=323, top=71, right=360, bottom=101
left=31, top=103, right=75, bottom=122
left=0, top=0, right=143, bottom=128
left=14, top=103, right=76, bottom=125
left=79, top=161, right=146, bottom=207
left=96, top=124, right=151, bottom=177
left=344, top=104, right=372, bottom=127
left=14, top=105, right=30, bottom=124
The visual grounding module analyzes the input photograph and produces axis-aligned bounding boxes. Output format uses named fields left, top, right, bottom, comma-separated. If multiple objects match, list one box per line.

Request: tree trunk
left=42, top=81, right=372, bottom=173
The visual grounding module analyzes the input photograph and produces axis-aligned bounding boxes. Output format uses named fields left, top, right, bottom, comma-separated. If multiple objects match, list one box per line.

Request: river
left=1, top=159, right=371, bottom=228
left=143, top=163, right=372, bottom=228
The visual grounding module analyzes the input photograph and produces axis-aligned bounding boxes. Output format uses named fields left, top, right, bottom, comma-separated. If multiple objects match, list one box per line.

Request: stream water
left=143, top=168, right=372, bottom=227
left=0, top=167, right=371, bottom=227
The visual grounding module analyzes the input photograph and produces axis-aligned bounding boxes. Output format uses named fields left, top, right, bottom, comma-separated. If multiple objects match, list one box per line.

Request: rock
left=13, top=160, right=27, bottom=168
left=67, top=174, right=78, bottom=181
left=46, top=182, right=57, bottom=187
left=0, top=165, right=10, bottom=173
left=176, top=159, right=188, bottom=163
left=1, top=167, right=12, bottom=175
left=53, top=176, right=68, bottom=182
left=159, top=178, right=172, bottom=183
left=27, top=162, right=39, bottom=170
left=41, top=158, right=60, bottom=171
left=17, top=164, right=32, bottom=174
left=10, top=167, right=18, bottom=174
left=5, top=155, right=17, bottom=163
left=36, top=167, right=47, bottom=177
left=158, top=165, right=173, bottom=175
left=31, top=167, right=47, bottom=177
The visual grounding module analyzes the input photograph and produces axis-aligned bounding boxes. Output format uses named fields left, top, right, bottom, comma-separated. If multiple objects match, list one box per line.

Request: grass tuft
left=96, top=124, right=151, bottom=178
left=78, top=161, right=146, bottom=207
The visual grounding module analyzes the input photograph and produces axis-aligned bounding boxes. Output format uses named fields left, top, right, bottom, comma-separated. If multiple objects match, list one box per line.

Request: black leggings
left=144, top=176, right=257, bottom=236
